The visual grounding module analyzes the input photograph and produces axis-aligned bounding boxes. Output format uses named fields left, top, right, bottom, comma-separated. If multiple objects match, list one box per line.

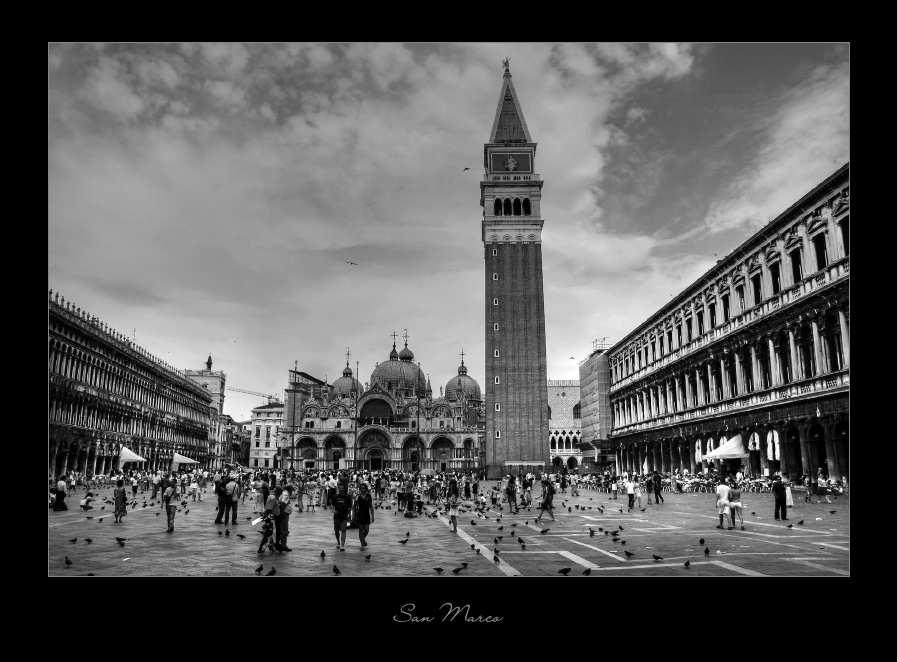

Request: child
left=524, top=484, right=533, bottom=507
left=307, top=485, right=317, bottom=512
left=479, top=492, right=487, bottom=510
left=415, top=495, right=424, bottom=515
left=612, top=477, right=618, bottom=499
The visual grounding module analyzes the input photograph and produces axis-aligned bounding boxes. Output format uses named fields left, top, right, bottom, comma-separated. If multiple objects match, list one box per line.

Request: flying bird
left=558, top=567, right=571, bottom=575
left=462, top=167, right=470, bottom=171
left=345, top=261, right=359, bottom=266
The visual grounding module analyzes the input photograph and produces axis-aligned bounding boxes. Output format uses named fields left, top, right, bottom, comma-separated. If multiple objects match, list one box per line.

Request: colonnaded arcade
left=48, top=291, right=220, bottom=477
left=606, top=164, right=849, bottom=481
left=274, top=337, right=487, bottom=473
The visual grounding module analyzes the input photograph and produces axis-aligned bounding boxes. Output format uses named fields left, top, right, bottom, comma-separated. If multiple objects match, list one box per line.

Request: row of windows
left=492, top=198, right=532, bottom=216
left=614, top=226, right=849, bottom=382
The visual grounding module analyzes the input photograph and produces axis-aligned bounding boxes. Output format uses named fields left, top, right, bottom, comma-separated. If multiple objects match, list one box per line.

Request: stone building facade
left=48, top=290, right=214, bottom=477
left=578, top=349, right=613, bottom=472
left=547, top=380, right=582, bottom=471
left=185, top=355, right=227, bottom=466
left=248, top=400, right=284, bottom=469
left=606, top=164, right=849, bottom=481
left=481, top=61, right=550, bottom=479
left=277, top=341, right=485, bottom=473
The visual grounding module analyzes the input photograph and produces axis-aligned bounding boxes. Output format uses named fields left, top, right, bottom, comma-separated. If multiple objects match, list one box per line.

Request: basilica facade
left=606, top=164, right=849, bottom=481
left=275, top=339, right=486, bottom=473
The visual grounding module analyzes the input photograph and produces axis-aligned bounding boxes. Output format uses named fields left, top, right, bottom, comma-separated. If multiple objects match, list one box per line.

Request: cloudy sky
left=48, top=43, right=849, bottom=422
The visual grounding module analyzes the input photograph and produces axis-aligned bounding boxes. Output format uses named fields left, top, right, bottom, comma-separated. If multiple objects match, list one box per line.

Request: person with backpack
left=163, top=476, right=178, bottom=533
left=330, top=482, right=353, bottom=551
left=535, top=479, right=556, bottom=522
left=224, top=474, right=241, bottom=525
left=214, top=476, right=229, bottom=525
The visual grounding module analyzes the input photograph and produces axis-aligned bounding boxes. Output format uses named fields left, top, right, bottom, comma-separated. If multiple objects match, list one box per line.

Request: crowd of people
left=50, top=463, right=847, bottom=554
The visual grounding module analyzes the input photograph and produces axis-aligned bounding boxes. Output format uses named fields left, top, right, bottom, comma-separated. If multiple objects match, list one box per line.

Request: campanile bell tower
left=481, top=60, right=550, bottom=479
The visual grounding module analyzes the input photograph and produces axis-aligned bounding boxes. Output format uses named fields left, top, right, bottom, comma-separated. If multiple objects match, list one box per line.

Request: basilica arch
left=357, top=429, right=391, bottom=471
left=431, top=437, right=455, bottom=471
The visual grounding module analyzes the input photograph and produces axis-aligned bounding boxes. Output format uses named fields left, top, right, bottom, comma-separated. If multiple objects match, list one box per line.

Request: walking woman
left=535, top=479, right=556, bottom=522
left=354, top=482, right=375, bottom=548
left=113, top=478, right=128, bottom=523
left=447, top=478, right=461, bottom=532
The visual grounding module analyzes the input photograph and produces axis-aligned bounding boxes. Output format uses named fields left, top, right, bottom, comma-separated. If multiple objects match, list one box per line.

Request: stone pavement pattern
left=49, top=485, right=849, bottom=576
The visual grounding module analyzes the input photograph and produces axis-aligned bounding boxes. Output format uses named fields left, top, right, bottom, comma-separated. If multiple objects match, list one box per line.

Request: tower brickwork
left=481, top=62, right=550, bottom=479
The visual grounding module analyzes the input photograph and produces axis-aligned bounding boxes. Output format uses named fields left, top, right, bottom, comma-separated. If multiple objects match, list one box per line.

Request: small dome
left=445, top=360, right=481, bottom=402
left=399, top=342, right=414, bottom=361
left=333, top=362, right=362, bottom=397
left=389, top=344, right=399, bottom=360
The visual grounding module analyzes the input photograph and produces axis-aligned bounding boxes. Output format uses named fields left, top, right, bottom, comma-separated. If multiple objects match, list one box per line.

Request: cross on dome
left=459, top=348, right=466, bottom=364
left=390, top=330, right=398, bottom=345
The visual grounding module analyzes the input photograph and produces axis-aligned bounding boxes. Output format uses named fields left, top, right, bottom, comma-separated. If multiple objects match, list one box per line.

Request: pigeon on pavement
left=558, top=568, right=571, bottom=575
left=653, top=554, right=663, bottom=561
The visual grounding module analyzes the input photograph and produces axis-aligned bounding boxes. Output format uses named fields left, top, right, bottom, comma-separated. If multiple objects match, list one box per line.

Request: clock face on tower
left=489, top=153, right=531, bottom=173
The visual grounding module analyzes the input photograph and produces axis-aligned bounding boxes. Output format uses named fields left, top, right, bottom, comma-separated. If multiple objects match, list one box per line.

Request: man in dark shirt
left=330, top=482, right=353, bottom=551
left=653, top=472, right=664, bottom=504
left=772, top=475, right=788, bottom=521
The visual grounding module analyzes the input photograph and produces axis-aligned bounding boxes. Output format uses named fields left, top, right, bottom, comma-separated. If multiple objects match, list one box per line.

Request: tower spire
left=488, top=62, right=532, bottom=144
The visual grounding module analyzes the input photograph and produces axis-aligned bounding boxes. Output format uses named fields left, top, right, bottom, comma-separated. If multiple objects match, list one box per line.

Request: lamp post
left=417, top=361, right=424, bottom=472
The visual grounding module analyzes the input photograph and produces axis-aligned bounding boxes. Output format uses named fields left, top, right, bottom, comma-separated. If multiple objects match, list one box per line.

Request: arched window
left=523, top=198, right=531, bottom=215
left=493, top=323, right=499, bottom=331
left=494, top=199, right=502, bottom=215
left=494, top=376, right=500, bottom=384
left=493, top=273, right=498, bottom=280
left=495, top=430, right=501, bottom=438
left=411, top=420, right=416, bottom=429
left=495, top=403, right=501, bottom=411
left=573, top=403, right=581, bottom=419
left=550, top=440, right=556, bottom=449
left=503, top=199, right=512, bottom=216
left=513, top=198, right=522, bottom=216
left=335, top=421, right=341, bottom=428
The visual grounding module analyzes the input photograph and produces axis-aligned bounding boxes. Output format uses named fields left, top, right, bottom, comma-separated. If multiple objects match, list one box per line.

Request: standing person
left=728, top=481, right=745, bottom=530
left=447, top=478, right=461, bottom=532
left=151, top=472, right=160, bottom=500
left=330, top=482, right=353, bottom=552
left=403, top=475, right=415, bottom=513
left=225, top=474, right=241, bottom=525
left=633, top=479, right=642, bottom=509
left=772, top=474, right=788, bottom=521
left=159, top=473, right=170, bottom=508
left=535, top=479, right=556, bottom=522
left=257, top=487, right=282, bottom=554
left=817, top=473, right=834, bottom=504
left=190, top=476, right=199, bottom=501
left=326, top=474, right=338, bottom=508
left=354, top=482, right=375, bottom=549
left=163, top=477, right=178, bottom=533
left=130, top=474, right=139, bottom=498
left=653, top=472, right=665, bottom=504
left=624, top=477, right=635, bottom=508
left=472, top=475, right=479, bottom=502
left=783, top=473, right=794, bottom=510
left=214, top=477, right=228, bottom=525
left=464, top=474, right=472, bottom=500
left=296, top=475, right=306, bottom=513
left=506, top=475, right=520, bottom=514
left=611, top=476, right=618, bottom=500
left=277, top=486, right=293, bottom=552
left=53, top=475, right=69, bottom=511
left=113, top=479, right=128, bottom=523
left=715, top=478, right=731, bottom=529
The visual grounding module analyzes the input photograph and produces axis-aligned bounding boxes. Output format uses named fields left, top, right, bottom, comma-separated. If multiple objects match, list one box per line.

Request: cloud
left=703, top=59, right=849, bottom=234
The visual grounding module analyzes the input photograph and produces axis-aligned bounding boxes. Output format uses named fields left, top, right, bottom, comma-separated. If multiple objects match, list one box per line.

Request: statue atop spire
left=502, top=56, right=510, bottom=71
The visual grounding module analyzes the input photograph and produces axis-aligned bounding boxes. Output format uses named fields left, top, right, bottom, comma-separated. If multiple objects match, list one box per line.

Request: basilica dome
left=371, top=342, right=426, bottom=394
left=445, top=360, right=481, bottom=402
left=333, top=363, right=362, bottom=398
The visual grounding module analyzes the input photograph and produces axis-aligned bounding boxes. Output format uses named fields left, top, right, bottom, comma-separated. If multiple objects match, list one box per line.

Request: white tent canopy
left=702, top=434, right=747, bottom=461
left=119, top=445, right=146, bottom=463
left=172, top=453, right=199, bottom=464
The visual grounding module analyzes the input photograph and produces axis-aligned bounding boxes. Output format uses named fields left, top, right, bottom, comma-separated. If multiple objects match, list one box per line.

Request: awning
left=702, top=434, right=747, bottom=461
left=172, top=453, right=199, bottom=464
left=119, top=446, right=147, bottom=463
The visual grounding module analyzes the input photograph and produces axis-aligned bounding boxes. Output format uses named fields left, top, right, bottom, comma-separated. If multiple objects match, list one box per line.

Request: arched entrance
left=324, top=437, right=346, bottom=471
left=403, top=437, right=423, bottom=472
left=360, top=398, right=393, bottom=427
left=766, top=430, right=781, bottom=474
left=566, top=456, right=578, bottom=470
left=367, top=449, right=383, bottom=471
left=552, top=455, right=562, bottom=468
left=297, top=438, right=317, bottom=469
left=833, top=420, right=848, bottom=481
left=784, top=426, right=801, bottom=477
left=747, top=431, right=761, bottom=475
left=358, top=429, right=391, bottom=471
left=807, top=422, right=826, bottom=476
left=431, top=437, right=454, bottom=472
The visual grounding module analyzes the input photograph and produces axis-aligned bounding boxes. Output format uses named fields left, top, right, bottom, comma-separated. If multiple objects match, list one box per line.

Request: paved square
left=49, top=486, right=849, bottom=576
